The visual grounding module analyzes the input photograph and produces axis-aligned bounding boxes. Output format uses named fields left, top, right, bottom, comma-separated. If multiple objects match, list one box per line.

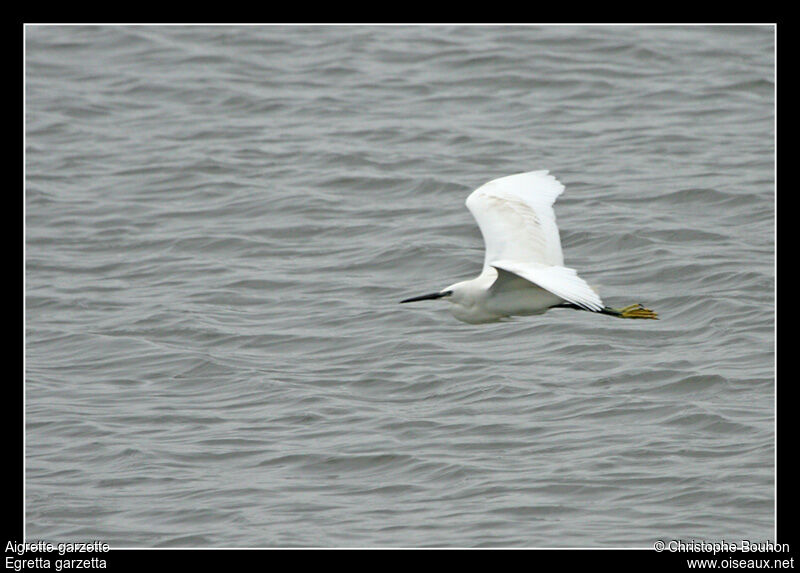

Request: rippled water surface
left=25, top=25, right=774, bottom=547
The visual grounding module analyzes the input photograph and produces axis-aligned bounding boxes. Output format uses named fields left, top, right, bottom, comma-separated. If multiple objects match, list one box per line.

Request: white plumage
left=400, top=170, right=658, bottom=324
left=466, top=170, right=566, bottom=268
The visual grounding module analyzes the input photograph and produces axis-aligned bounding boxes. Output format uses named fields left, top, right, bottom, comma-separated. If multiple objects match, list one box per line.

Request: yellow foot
left=607, top=303, right=659, bottom=320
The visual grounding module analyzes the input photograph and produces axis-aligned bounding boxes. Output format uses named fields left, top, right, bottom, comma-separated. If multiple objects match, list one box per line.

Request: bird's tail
left=601, top=303, right=658, bottom=320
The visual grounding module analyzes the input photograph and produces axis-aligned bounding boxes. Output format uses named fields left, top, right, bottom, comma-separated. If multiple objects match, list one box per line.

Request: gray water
left=25, top=25, right=775, bottom=547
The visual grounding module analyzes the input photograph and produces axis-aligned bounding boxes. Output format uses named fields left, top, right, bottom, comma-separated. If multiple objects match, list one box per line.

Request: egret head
left=400, top=279, right=479, bottom=305
left=401, top=279, right=499, bottom=324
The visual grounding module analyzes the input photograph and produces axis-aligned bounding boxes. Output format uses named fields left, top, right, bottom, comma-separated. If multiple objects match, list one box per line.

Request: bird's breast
left=485, top=286, right=562, bottom=318
left=447, top=298, right=506, bottom=324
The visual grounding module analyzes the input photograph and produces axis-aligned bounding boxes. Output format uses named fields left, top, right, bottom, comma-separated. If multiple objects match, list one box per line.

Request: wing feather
left=466, top=171, right=603, bottom=309
left=466, top=170, right=566, bottom=268
left=491, top=261, right=604, bottom=311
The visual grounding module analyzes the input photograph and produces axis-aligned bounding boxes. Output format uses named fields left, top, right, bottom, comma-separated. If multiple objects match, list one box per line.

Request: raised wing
left=466, top=170, right=566, bottom=269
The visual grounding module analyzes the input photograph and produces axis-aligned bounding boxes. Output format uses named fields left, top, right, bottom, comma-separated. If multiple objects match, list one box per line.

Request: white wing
left=491, top=261, right=603, bottom=311
left=466, top=170, right=566, bottom=268
left=467, top=170, right=604, bottom=311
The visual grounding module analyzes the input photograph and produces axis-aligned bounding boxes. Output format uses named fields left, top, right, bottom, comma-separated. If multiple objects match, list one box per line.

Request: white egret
left=400, top=170, right=657, bottom=324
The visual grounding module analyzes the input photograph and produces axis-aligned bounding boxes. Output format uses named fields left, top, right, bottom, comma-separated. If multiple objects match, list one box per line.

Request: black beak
left=400, top=290, right=451, bottom=303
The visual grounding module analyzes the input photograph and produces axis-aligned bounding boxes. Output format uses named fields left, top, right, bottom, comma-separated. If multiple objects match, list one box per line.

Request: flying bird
left=400, top=170, right=658, bottom=324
